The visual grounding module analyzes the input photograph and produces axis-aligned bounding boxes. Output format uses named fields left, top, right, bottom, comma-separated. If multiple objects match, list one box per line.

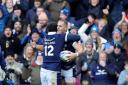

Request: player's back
left=42, top=33, right=65, bottom=71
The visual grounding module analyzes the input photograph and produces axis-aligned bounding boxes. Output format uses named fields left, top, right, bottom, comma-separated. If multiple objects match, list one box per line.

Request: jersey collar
left=48, top=32, right=57, bottom=35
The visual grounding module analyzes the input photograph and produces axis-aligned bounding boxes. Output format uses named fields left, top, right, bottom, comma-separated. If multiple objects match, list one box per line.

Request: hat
left=90, top=24, right=99, bottom=33
left=104, top=43, right=113, bottom=49
left=112, top=28, right=121, bottom=35
left=60, top=7, right=70, bottom=17
left=85, top=38, right=93, bottom=45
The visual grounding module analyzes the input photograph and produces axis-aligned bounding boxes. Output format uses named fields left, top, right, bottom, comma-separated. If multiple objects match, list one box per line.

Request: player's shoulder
left=55, top=33, right=66, bottom=38
left=46, top=33, right=66, bottom=40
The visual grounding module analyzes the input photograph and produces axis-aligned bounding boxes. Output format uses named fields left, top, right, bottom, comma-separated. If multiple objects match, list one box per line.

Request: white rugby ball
left=60, top=50, right=71, bottom=62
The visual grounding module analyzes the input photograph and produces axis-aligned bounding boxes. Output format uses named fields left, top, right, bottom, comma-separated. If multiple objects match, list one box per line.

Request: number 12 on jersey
left=45, top=45, right=54, bottom=56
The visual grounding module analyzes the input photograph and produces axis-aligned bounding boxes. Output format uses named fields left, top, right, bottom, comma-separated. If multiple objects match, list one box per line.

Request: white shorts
left=40, top=68, right=57, bottom=85
left=61, top=67, right=76, bottom=83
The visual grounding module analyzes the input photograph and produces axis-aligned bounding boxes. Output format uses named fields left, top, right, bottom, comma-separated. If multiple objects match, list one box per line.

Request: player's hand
left=67, top=52, right=77, bottom=62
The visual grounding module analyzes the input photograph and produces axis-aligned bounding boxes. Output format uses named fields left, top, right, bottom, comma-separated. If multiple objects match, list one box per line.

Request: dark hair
left=46, top=22, right=57, bottom=32
left=4, top=26, right=12, bottom=31
left=37, top=6, right=44, bottom=9
left=6, top=51, right=14, bottom=58
left=0, top=0, right=2, bottom=4
left=14, top=4, right=22, bottom=11
left=88, top=13, right=97, bottom=20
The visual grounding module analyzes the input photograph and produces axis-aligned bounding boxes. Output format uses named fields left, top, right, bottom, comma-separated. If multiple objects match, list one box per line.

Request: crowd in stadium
left=0, top=0, right=128, bottom=85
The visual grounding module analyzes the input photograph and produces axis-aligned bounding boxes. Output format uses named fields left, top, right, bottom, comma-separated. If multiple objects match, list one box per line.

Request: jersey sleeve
left=65, top=32, right=80, bottom=42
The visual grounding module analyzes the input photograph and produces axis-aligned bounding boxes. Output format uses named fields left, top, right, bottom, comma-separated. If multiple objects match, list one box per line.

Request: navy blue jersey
left=42, top=33, right=80, bottom=71
left=91, top=63, right=117, bottom=84
left=42, top=34, right=65, bottom=71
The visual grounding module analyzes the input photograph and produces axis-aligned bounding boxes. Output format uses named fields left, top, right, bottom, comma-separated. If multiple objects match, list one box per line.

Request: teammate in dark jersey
left=40, top=22, right=82, bottom=85
left=57, top=19, right=80, bottom=85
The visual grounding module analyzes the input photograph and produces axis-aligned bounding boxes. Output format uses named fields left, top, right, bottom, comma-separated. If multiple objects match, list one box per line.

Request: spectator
left=0, top=26, right=21, bottom=58
left=43, top=0, right=70, bottom=22
left=0, top=45, right=6, bottom=70
left=98, top=18, right=110, bottom=40
left=86, top=13, right=97, bottom=25
left=117, top=60, right=128, bottom=85
left=0, top=66, right=5, bottom=84
left=78, top=38, right=99, bottom=85
left=36, top=6, right=44, bottom=17
left=76, top=0, right=89, bottom=19
left=90, top=51, right=117, bottom=85
left=80, top=13, right=97, bottom=35
left=108, top=0, right=123, bottom=25
left=22, top=44, right=41, bottom=85
left=114, top=12, right=128, bottom=44
left=123, top=42, right=128, bottom=58
left=21, top=25, right=43, bottom=51
left=32, top=22, right=47, bottom=38
left=37, top=11, right=48, bottom=33
left=12, top=20, right=25, bottom=40
left=26, top=0, right=42, bottom=27
left=76, top=0, right=108, bottom=19
left=104, top=42, right=114, bottom=54
left=78, top=23, right=107, bottom=52
left=109, top=43, right=126, bottom=73
left=79, top=17, right=110, bottom=39
left=7, top=4, right=24, bottom=27
left=0, top=5, right=9, bottom=37
left=88, top=0, right=108, bottom=18
left=120, top=21, right=128, bottom=44
left=5, top=52, right=23, bottom=85
left=14, top=0, right=29, bottom=14
left=111, top=28, right=122, bottom=46
left=3, top=0, right=14, bottom=15
left=0, top=45, right=6, bottom=84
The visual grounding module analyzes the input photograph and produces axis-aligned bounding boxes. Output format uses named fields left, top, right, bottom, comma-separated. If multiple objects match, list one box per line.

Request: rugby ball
left=60, top=50, right=71, bottom=62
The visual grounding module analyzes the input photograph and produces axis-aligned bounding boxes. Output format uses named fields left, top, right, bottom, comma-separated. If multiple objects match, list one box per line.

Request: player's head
left=57, top=19, right=68, bottom=34
left=47, top=22, right=57, bottom=32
